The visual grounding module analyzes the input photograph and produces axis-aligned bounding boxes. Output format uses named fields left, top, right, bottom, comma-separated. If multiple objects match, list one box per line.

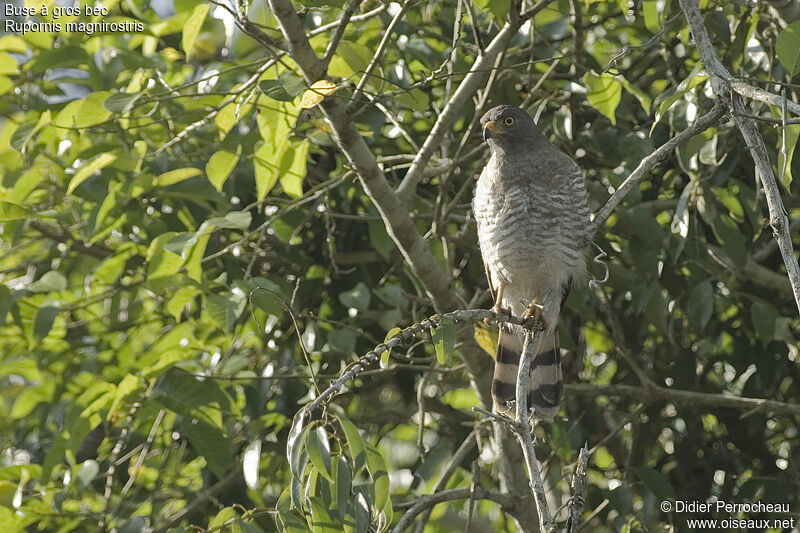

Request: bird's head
left=481, top=105, right=542, bottom=148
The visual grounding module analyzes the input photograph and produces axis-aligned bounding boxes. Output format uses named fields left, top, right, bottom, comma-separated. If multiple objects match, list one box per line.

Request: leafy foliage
left=1, top=0, right=799, bottom=531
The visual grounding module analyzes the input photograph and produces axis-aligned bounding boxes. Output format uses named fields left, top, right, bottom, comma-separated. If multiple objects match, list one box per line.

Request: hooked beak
left=483, top=121, right=495, bottom=141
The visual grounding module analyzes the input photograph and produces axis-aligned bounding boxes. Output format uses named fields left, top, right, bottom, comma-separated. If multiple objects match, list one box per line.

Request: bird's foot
left=521, top=299, right=546, bottom=331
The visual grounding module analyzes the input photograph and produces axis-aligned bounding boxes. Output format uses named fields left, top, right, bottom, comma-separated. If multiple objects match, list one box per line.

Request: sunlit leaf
left=583, top=71, right=622, bottom=125
left=206, top=148, right=240, bottom=192
left=298, top=80, right=339, bottom=109
left=182, top=4, right=211, bottom=60
left=68, top=153, right=117, bottom=195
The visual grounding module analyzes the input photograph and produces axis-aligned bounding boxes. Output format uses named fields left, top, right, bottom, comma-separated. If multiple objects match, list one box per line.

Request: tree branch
left=30, top=220, right=113, bottom=259
left=679, top=0, right=800, bottom=315
left=565, top=383, right=800, bottom=417
left=566, top=444, right=589, bottom=533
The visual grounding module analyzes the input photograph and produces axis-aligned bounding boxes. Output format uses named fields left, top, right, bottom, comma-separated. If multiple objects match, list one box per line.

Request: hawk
left=473, top=105, right=590, bottom=419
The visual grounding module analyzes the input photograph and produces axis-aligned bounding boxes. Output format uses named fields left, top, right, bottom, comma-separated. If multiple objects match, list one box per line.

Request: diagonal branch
left=679, top=0, right=800, bottom=315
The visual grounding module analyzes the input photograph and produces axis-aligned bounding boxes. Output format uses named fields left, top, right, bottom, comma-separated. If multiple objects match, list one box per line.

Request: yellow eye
left=503, top=116, right=516, bottom=126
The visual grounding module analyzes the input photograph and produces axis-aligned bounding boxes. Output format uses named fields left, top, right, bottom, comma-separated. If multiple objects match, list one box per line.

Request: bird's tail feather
left=491, top=326, right=563, bottom=419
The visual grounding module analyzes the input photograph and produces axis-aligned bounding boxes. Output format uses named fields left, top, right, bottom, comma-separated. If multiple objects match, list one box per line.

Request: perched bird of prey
left=473, top=105, right=590, bottom=419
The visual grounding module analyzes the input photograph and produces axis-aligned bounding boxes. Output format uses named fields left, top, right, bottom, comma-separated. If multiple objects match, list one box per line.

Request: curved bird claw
left=521, top=299, right=546, bottom=331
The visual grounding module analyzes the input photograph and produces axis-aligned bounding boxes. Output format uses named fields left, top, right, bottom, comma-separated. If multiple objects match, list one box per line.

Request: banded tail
left=491, top=325, right=563, bottom=419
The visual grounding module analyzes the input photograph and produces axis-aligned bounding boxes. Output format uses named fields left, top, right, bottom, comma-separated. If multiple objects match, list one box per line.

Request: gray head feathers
left=480, top=105, right=546, bottom=149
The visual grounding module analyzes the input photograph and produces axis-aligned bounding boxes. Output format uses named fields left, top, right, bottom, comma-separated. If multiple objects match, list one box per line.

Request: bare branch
left=565, top=383, right=800, bottom=418
left=30, top=220, right=113, bottom=259
left=566, top=444, right=590, bottom=533
left=731, top=81, right=800, bottom=117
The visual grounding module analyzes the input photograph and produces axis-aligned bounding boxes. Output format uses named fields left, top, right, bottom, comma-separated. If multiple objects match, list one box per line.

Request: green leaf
left=183, top=420, right=232, bottom=479
left=653, top=65, right=708, bottom=129
left=103, top=92, right=141, bottom=113
left=68, top=153, right=117, bottom=195
left=287, top=410, right=310, bottom=479
left=354, top=492, right=369, bottom=533
left=583, top=71, right=622, bottom=125
left=183, top=229, right=210, bottom=282
left=28, top=272, right=67, bottom=293
left=278, top=139, right=309, bottom=198
left=209, top=507, right=238, bottom=529
left=381, top=327, right=401, bottom=368
left=153, top=370, right=230, bottom=416
left=307, top=426, right=333, bottom=482
left=10, top=123, right=36, bottom=152
left=632, top=466, right=675, bottom=500
left=147, top=232, right=184, bottom=280
left=339, top=416, right=366, bottom=474
left=75, top=92, right=113, bottom=129
left=167, top=286, right=201, bottom=321
left=34, top=303, right=60, bottom=340
left=334, top=457, right=351, bottom=520
left=687, top=281, right=713, bottom=332
left=475, top=0, right=510, bottom=21
left=0, top=201, right=32, bottom=221
left=620, top=77, right=652, bottom=115
left=0, top=52, right=18, bottom=76
left=643, top=0, right=660, bottom=33
left=431, top=316, right=455, bottom=366
left=308, top=497, right=341, bottom=533
left=75, top=460, right=100, bottom=490
left=157, top=168, right=202, bottom=186
left=254, top=141, right=281, bottom=199
left=328, top=42, right=372, bottom=78
left=328, top=329, right=356, bottom=355
left=339, top=282, right=371, bottom=312
left=260, top=79, right=295, bottom=102
left=776, top=20, right=800, bottom=75
left=778, top=124, right=800, bottom=191
left=751, top=301, right=778, bottom=343
left=182, top=4, right=211, bottom=60
left=364, top=443, right=390, bottom=514
left=205, top=211, right=252, bottom=229
left=206, top=149, right=240, bottom=192
left=205, top=291, right=247, bottom=331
